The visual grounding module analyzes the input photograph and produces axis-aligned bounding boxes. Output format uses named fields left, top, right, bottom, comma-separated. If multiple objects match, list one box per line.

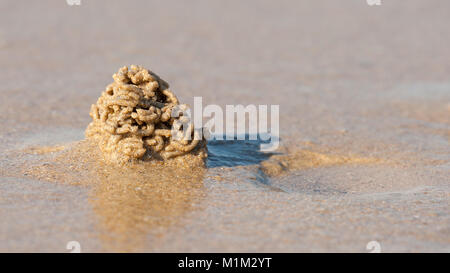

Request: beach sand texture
left=0, top=0, right=449, bottom=252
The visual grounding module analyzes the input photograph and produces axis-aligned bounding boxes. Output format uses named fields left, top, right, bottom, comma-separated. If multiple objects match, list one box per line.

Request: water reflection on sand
left=89, top=162, right=206, bottom=252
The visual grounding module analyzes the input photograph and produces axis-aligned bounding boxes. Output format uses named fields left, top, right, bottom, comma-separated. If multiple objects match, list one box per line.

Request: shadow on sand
left=206, top=135, right=280, bottom=168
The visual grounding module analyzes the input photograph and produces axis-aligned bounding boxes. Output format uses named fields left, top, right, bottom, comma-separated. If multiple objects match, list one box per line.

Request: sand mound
left=86, top=65, right=207, bottom=164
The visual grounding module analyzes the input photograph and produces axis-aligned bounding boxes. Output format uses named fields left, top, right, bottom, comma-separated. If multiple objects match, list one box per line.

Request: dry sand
left=0, top=0, right=449, bottom=252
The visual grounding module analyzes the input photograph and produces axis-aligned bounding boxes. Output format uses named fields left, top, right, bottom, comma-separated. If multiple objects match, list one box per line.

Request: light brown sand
left=0, top=0, right=449, bottom=252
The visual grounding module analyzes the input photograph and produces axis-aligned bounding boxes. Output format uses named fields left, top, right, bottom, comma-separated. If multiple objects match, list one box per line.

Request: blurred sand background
left=0, top=0, right=449, bottom=252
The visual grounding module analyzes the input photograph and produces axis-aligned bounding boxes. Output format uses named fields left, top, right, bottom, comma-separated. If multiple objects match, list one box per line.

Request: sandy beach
left=0, top=0, right=449, bottom=252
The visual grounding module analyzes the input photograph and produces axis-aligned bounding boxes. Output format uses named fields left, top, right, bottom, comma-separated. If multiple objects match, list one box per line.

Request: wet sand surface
left=0, top=0, right=449, bottom=252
